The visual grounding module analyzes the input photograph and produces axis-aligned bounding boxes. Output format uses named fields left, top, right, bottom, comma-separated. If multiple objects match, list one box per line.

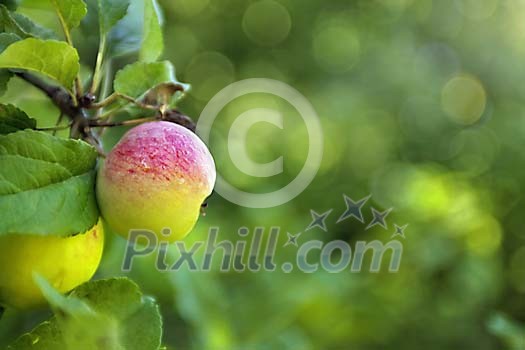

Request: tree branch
left=12, top=71, right=196, bottom=157
left=13, top=71, right=95, bottom=143
left=14, top=72, right=80, bottom=121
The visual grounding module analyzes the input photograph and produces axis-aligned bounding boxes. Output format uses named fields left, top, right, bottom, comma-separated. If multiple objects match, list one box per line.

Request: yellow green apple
left=0, top=219, right=104, bottom=309
left=96, top=121, right=216, bottom=243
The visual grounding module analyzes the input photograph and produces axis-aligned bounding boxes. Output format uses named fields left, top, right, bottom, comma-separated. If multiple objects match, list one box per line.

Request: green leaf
left=71, top=278, right=163, bottom=350
left=0, top=32, right=19, bottom=94
left=80, top=0, right=146, bottom=58
left=97, top=0, right=129, bottom=37
left=0, top=130, right=97, bottom=195
left=8, top=278, right=163, bottom=350
left=0, top=172, right=99, bottom=236
left=0, top=32, right=18, bottom=95
left=0, top=69, right=12, bottom=97
left=50, top=0, right=87, bottom=31
left=114, top=60, right=188, bottom=106
left=0, top=130, right=99, bottom=236
left=0, top=5, right=54, bottom=39
left=0, top=103, right=36, bottom=134
left=11, top=276, right=121, bottom=350
left=139, top=0, right=163, bottom=62
left=12, top=13, right=56, bottom=39
left=7, top=313, right=120, bottom=350
left=0, top=4, right=28, bottom=38
left=107, top=0, right=143, bottom=57
left=0, top=32, right=20, bottom=52
left=61, top=315, right=122, bottom=350
left=120, top=297, right=162, bottom=350
left=34, top=274, right=95, bottom=316
left=7, top=321, right=65, bottom=349
left=0, top=38, right=79, bottom=90
left=71, top=278, right=142, bottom=319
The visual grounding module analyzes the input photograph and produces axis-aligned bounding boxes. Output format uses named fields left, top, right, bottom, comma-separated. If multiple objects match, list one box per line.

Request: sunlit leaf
left=139, top=0, right=163, bottom=62
left=0, top=130, right=98, bottom=236
left=49, top=0, right=87, bottom=31
left=9, top=278, right=163, bottom=350
left=114, top=60, right=188, bottom=107
left=0, top=38, right=79, bottom=90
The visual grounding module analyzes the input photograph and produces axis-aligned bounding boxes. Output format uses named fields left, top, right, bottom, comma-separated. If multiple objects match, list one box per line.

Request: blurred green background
left=1, top=0, right=525, bottom=348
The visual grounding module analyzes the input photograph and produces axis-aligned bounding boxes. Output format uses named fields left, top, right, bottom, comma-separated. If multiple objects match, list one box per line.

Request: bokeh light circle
left=312, top=20, right=360, bottom=73
left=455, top=0, right=499, bottom=20
left=170, top=0, right=210, bottom=17
left=242, top=0, right=292, bottom=46
left=184, top=51, right=235, bottom=102
left=441, top=74, right=487, bottom=125
left=196, top=79, right=324, bottom=208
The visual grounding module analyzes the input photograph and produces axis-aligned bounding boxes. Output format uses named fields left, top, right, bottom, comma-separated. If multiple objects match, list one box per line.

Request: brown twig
left=13, top=72, right=90, bottom=137
left=36, top=124, right=71, bottom=132
left=15, top=72, right=76, bottom=115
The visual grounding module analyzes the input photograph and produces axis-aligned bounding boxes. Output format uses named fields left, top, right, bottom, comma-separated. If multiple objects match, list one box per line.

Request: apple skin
left=96, top=121, right=216, bottom=243
left=0, top=219, right=104, bottom=309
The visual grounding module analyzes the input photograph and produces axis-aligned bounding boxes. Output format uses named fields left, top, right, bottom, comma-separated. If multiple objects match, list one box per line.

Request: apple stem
left=36, top=123, right=72, bottom=132
left=86, top=92, right=159, bottom=111
left=90, top=116, right=160, bottom=128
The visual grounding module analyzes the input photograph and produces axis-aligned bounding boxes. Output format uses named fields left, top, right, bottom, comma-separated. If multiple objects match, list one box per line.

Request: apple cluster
left=0, top=121, right=216, bottom=309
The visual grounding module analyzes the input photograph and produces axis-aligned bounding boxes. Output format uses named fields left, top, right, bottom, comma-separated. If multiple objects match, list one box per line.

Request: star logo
left=284, top=232, right=301, bottom=247
left=306, top=209, right=332, bottom=232
left=337, top=194, right=371, bottom=224
left=366, top=207, right=392, bottom=230
left=391, top=224, right=408, bottom=239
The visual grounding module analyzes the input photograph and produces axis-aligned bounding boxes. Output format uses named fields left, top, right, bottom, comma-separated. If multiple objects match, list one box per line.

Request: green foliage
left=140, top=0, right=162, bottom=62
left=9, top=11, right=55, bottom=39
left=96, top=0, right=129, bottom=37
left=0, top=33, right=18, bottom=52
left=49, top=0, right=86, bottom=31
left=114, top=61, right=187, bottom=106
left=8, top=321, right=65, bottom=350
left=0, top=5, right=31, bottom=39
left=0, top=129, right=98, bottom=236
left=34, top=275, right=94, bottom=316
left=80, top=0, right=137, bottom=57
left=71, top=279, right=163, bottom=350
left=0, top=38, right=79, bottom=90
left=0, top=103, right=35, bottom=134
left=0, top=5, right=55, bottom=43
left=8, top=277, right=162, bottom=350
